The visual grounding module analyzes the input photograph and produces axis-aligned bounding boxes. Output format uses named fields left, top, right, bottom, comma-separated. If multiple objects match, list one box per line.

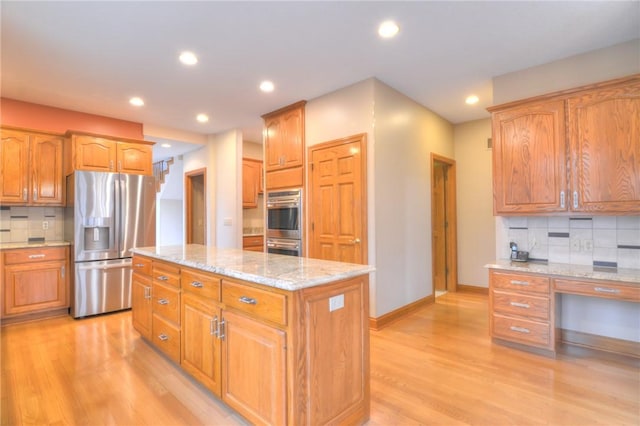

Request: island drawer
left=491, top=271, right=549, bottom=294
left=153, top=261, right=181, bottom=288
left=554, top=278, right=640, bottom=303
left=132, top=255, right=152, bottom=276
left=491, top=290, right=549, bottom=320
left=222, top=280, right=287, bottom=326
left=4, top=246, right=66, bottom=264
left=181, top=268, right=221, bottom=300
left=152, top=282, right=181, bottom=324
left=492, top=314, right=550, bottom=347
left=152, top=313, right=181, bottom=363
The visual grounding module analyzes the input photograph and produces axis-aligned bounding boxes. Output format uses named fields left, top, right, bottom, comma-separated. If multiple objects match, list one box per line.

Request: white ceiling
left=2, top=1, right=639, bottom=160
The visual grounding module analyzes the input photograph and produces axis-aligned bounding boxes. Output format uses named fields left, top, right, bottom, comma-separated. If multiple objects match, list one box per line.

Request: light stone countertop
left=0, top=240, right=71, bottom=250
left=486, top=259, right=640, bottom=285
left=131, top=244, right=374, bottom=291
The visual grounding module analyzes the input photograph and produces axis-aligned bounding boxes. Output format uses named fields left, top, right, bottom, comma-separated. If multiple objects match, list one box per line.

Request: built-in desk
left=486, top=260, right=640, bottom=357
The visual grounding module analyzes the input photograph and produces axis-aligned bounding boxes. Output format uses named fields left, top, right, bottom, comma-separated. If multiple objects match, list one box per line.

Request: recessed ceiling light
left=161, top=143, right=171, bottom=148
left=259, top=80, right=275, bottom=93
left=196, top=113, right=209, bottom=123
left=179, top=51, right=198, bottom=66
left=465, top=95, right=479, bottom=105
left=378, top=20, right=399, bottom=38
left=129, top=97, right=144, bottom=107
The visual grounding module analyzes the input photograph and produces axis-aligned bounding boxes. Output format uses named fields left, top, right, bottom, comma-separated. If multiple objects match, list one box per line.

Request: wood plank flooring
left=2, top=292, right=638, bottom=425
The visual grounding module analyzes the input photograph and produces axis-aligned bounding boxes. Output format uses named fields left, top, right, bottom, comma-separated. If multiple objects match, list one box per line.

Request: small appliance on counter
left=509, top=242, right=529, bottom=262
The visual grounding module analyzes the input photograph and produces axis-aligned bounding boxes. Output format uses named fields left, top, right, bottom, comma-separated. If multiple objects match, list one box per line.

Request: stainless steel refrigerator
left=65, top=171, right=156, bottom=318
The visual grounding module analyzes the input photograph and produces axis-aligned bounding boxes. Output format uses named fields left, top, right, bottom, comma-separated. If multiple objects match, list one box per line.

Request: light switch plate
left=329, top=294, right=344, bottom=312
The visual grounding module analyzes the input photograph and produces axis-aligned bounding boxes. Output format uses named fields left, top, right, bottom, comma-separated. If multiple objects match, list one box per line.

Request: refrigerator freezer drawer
left=72, top=259, right=132, bottom=318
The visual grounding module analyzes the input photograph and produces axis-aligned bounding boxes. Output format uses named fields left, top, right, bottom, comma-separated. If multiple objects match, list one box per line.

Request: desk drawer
left=153, top=261, right=181, bottom=288
left=492, top=314, right=550, bottom=347
left=222, top=280, right=287, bottom=326
left=492, top=290, right=549, bottom=320
left=182, top=268, right=221, bottom=301
left=491, top=271, right=550, bottom=294
left=554, top=279, right=640, bottom=303
left=152, top=282, right=181, bottom=324
left=152, top=314, right=181, bottom=363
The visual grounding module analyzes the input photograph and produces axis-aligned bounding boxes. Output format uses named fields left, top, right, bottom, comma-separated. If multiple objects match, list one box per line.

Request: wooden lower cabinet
left=132, top=254, right=369, bottom=425
left=222, top=309, right=286, bottom=426
left=132, top=272, right=152, bottom=340
left=2, top=246, right=69, bottom=321
left=489, top=270, right=555, bottom=352
left=242, top=235, right=264, bottom=252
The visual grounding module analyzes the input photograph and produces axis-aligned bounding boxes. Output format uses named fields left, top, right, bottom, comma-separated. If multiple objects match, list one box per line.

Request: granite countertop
left=486, top=259, right=640, bottom=285
left=131, top=244, right=374, bottom=291
left=0, top=240, right=71, bottom=250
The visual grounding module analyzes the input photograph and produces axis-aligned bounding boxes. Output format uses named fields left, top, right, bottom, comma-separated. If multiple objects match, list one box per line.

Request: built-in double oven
left=266, top=189, right=302, bottom=256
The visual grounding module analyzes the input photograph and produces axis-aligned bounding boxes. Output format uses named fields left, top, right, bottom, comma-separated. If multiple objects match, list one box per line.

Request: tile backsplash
left=503, top=215, right=640, bottom=269
left=0, top=206, right=65, bottom=243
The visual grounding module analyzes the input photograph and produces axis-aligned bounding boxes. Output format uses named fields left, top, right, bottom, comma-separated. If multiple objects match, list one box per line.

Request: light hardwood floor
left=2, top=292, right=638, bottom=425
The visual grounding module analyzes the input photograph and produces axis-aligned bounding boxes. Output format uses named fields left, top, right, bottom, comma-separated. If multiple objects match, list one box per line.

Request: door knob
left=352, top=238, right=361, bottom=244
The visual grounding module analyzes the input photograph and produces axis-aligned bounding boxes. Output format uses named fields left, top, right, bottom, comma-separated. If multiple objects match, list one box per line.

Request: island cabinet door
left=131, top=272, right=152, bottom=340
left=221, top=310, right=286, bottom=426
left=181, top=292, right=222, bottom=396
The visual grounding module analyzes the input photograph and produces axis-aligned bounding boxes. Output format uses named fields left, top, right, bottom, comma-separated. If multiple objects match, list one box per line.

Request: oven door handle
left=267, top=241, right=300, bottom=248
left=267, top=199, right=299, bottom=207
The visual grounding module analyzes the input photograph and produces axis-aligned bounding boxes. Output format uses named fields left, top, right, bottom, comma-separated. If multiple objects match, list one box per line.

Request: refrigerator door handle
left=114, top=176, right=122, bottom=256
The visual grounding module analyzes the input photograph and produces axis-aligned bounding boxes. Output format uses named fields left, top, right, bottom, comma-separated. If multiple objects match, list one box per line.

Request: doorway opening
left=431, top=154, right=458, bottom=298
left=185, top=168, right=206, bottom=244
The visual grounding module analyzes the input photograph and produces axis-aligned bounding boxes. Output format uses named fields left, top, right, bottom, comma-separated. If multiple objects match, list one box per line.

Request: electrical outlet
left=223, top=217, right=232, bottom=226
left=329, top=294, right=344, bottom=312
left=583, top=239, right=593, bottom=251
left=42, top=221, right=49, bottom=230
left=571, top=238, right=580, bottom=251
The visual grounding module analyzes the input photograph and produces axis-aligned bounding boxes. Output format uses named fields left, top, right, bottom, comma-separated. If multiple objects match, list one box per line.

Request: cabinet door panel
left=0, top=130, right=29, bottom=203
left=222, top=310, right=286, bottom=426
left=118, top=142, right=152, bottom=175
left=4, top=261, right=67, bottom=316
left=74, top=136, right=116, bottom=172
left=492, top=100, right=567, bottom=214
left=280, top=107, right=303, bottom=168
left=242, top=159, right=261, bottom=208
left=568, top=81, right=640, bottom=213
left=31, top=134, right=64, bottom=204
left=132, top=273, right=152, bottom=339
left=264, top=118, right=283, bottom=171
left=181, top=292, right=222, bottom=396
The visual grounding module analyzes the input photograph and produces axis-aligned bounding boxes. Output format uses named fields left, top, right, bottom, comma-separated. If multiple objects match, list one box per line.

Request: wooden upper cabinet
left=70, top=133, right=153, bottom=175
left=491, top=99, right=567, bottom=214
left=0, top=128, right=63, bottom=205
left=262, top=101, right=306, bottom=172
left=567, top=79, right=640, bottom=213
left=242, top=158, right=262, bottom=208
left=31, top=134, right=64, bottom=205
left=117, top=142, right=153, bottom=175
left=490, top=74, right=640, bottom=216
left=0, top=129, right=30, bottom=204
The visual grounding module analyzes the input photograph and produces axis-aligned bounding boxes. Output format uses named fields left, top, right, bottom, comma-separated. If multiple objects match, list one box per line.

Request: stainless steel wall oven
left=266, top=189, right=302, bottom=256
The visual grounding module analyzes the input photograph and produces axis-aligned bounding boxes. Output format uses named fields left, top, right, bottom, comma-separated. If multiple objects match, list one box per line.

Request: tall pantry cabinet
left=489, top=74, right=640, bottom=215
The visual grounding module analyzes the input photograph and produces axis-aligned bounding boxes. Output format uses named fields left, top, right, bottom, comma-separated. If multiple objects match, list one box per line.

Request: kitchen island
left=130, top=244, right=374, bottom=426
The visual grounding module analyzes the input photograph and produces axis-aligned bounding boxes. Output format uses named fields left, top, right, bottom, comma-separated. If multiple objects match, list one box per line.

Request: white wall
left=453, top=119, right=494, bottom=288
left=183, top=141, right=217, bottom=245
left=373, top=80, right=454, bottom=316
left=156, top=156, right=184, bottom=245
left=212, top=130, right=243, bottom=248
left=491, top=40, right=640, bottom=342
left=305, top=78, right=456, bottom=318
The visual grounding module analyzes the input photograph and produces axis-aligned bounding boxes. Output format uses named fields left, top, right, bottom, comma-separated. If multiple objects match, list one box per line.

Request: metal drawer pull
left=134, top=263, right=145, bottom=267
left=157, top=298, right=169, bottom=305
left=594, top=287, right=620, bottom=294
left=158, top=333, right=169, bottom=341
left=157, top=275, right=169, bottom=281
left=28, top=254, right=46, bottom=259
left=218, top=318, right=226, bottom=339
left=510, top=302, right=530, bottom=309
left=190, top=281, right=204, bottom=288
left=510, top=326, right=530, bottom=334
left=239, top=296, right=257, bottom=305
left=510, top=280, right=529, bottom=286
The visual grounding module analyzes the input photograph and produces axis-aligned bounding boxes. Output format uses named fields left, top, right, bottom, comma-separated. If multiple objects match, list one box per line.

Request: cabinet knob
left=158, top=333, right=169, bottom=341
